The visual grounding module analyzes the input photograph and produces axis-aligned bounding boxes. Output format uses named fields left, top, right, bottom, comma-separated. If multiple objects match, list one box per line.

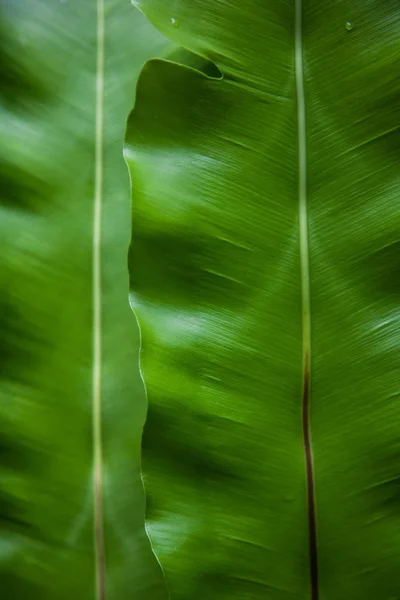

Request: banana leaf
left=125, top=2, right=400, bottom=599
left=0, top=2, right=170, bottom=598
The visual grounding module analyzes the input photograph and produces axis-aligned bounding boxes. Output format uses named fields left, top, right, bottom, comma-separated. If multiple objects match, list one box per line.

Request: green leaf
left=126, top=2, right=400, bottom=599
left=0, top=2, right=170, bottom=599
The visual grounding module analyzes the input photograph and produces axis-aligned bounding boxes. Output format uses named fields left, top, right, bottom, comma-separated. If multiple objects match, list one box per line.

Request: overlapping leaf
left=126, top=2, right=400, bottom=599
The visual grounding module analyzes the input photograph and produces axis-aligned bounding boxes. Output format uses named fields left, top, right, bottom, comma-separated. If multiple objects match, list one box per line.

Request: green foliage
left=0, top=2, right=170, bottom=598
left=2, top=0, right=400, bottom=598
left=125, top=2, right=400, bottom=600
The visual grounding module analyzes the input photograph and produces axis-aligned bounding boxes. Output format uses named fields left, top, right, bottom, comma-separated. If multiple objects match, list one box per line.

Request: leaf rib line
left=302, top=351, right=318, bottom=600
left=295, top=1, right=318, bottom=599
left=93, top=0, right=105, bottom=598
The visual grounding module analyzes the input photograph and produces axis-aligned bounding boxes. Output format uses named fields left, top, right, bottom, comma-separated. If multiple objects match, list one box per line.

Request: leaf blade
left=127, top=2, right=400, bottom=599
left=126, top=3, right=308, bottom=597
left=0, top=2, right=170, bottom=598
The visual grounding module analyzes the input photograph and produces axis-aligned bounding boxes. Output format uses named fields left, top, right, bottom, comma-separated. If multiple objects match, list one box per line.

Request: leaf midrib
left=295, top=1, right=318, bottom=598
left=93, top=0, right=105, bottom=598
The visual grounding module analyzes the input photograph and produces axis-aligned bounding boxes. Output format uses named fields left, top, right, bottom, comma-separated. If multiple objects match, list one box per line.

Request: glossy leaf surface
left=0, top=2, right=170, bottom=599
left=126, top=2, right=400, bottom=599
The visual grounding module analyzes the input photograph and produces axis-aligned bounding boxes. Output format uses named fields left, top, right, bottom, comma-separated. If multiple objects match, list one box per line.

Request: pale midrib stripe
left=93, top=0, right=105, bottom=598
left=295, top=0, right=311, bottom=337
left=295, top=1, right=318, bottom=599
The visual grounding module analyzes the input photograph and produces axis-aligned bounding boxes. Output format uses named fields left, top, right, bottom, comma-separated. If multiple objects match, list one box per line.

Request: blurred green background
left=0, top=1, right=170, bottom=598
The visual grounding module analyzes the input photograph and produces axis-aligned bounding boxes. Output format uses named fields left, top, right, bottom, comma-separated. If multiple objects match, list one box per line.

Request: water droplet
left=170, top=17, right=179, bottom=27
left=345, top=21, right=354, bottom=31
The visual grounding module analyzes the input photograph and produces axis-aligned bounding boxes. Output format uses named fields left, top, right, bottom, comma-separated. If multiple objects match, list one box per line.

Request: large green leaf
left=125, top=2, right=400, bottom=599
left=0, top=2, right=170, bottom=598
